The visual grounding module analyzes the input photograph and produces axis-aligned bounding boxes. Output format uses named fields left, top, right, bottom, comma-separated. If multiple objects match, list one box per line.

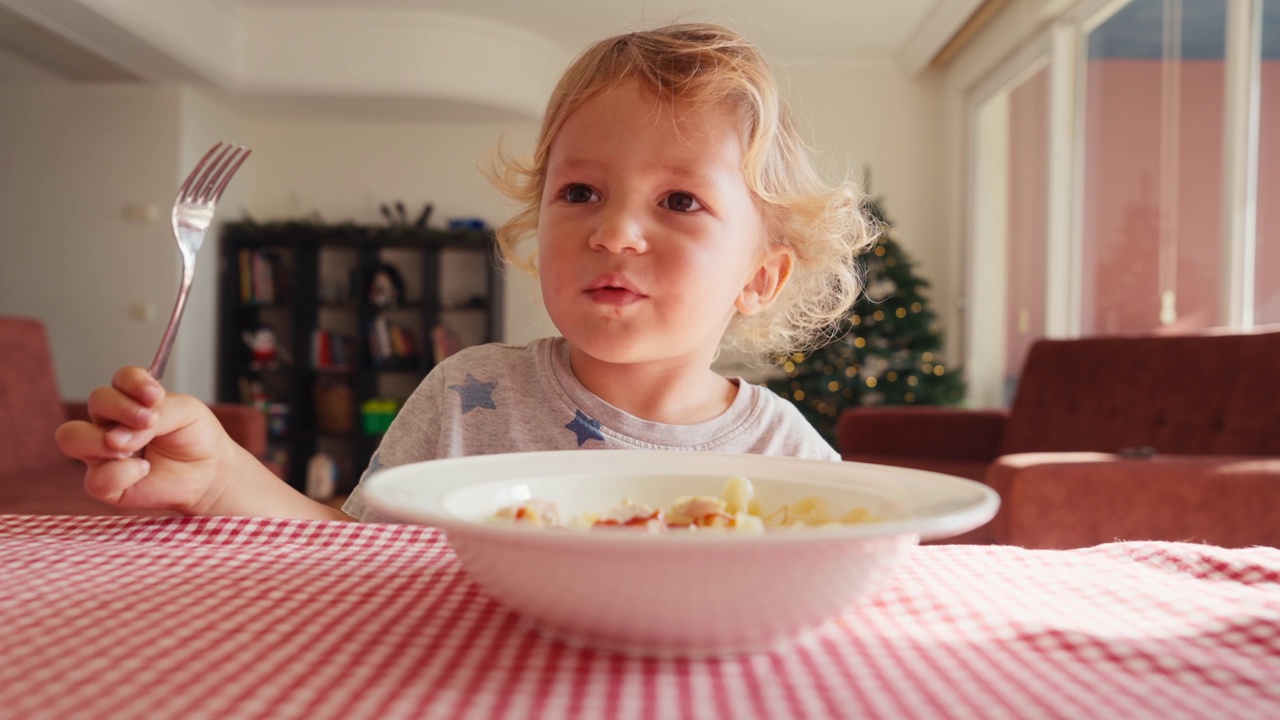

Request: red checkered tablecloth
left=1, top=515, right=1277, bottom=720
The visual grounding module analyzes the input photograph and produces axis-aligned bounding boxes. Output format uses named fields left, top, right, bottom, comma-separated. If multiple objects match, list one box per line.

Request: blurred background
left=0, top=0, right=1275, bottom=411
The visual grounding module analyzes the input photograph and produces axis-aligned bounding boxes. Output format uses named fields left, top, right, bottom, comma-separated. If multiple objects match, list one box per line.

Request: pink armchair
left=0, top=315, right=271, bottom=516
left=836, top=328, right=1280, bottom=548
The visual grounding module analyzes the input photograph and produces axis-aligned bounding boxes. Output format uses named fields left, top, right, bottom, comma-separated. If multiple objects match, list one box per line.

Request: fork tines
left=179, top=143, right=252, bottom=205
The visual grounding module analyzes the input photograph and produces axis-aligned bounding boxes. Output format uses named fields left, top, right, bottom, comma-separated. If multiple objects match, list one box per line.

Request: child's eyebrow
left=656, top=164, right=704, bottom=181
left=551, top=157, right=709, bottom=183
left=549, top=158, right=602, bottom=175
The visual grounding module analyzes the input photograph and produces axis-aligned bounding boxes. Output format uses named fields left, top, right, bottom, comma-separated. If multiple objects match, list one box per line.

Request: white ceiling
left=0, top=0, right=980, bottom=119
left=217, top=0, right=943, bottom=64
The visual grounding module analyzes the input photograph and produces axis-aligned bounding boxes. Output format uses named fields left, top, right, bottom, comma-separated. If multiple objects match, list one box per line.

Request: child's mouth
left=585, top=274, right=645, bottom=305
left=586, top=286, right=645, bottom=305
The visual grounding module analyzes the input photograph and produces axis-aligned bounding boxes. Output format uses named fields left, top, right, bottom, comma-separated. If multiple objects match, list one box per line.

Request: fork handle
left=148, top=266, right=196, bottom=382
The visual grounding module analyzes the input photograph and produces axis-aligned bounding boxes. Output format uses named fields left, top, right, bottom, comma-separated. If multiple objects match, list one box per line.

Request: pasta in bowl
left=486, top=475, right=879, bottom=533
left=361, top=450, right=999, bottom=656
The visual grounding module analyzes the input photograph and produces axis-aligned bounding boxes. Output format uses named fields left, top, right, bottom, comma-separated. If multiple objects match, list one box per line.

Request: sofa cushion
left=0, top=317, right=67, bottom=476
left=986, top=452, right=1280, bottom=549
left=1000, top=330, right=1280, bottom=457
left=840, top=453, right=990, bottom=483
left=0, top=462, right=170, bottom=516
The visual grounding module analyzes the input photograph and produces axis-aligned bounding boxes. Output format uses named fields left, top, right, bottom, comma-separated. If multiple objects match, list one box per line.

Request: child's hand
left=55, top=366, right=239, bottom=515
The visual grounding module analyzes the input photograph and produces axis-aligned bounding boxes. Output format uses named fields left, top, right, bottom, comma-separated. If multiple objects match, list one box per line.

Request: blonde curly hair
left=486, top=22, right=879, bottom=361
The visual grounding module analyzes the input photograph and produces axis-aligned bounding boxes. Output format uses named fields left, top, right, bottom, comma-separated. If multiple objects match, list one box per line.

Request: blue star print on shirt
left=565, top=409, right=604, bottom=446
left=448, top=373, right=498, bottom=414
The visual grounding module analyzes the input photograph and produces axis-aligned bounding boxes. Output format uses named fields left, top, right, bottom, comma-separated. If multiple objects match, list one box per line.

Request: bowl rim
left=360, top=450, right=1000, bottom=545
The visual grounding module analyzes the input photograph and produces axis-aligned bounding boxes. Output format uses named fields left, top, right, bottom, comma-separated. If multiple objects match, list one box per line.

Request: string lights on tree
left=769, top=192, right=964, bottom=443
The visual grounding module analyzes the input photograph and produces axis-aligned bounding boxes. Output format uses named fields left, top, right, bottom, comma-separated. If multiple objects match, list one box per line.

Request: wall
left=0, top=79, right=259, bottom=403
left=0, top=56, right=943, bottom=401
left=781, top=60, right=944, bottom=297
left=0, top=43, right=59, bottom=82
left=0, top=76, right=547, bottom=400
left=0, top=79, right=183, bottom=401
left=242, top=109, right=550, bottom=345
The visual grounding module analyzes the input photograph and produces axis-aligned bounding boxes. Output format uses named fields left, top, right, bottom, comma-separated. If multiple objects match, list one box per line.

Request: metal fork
left=148, top=142, right=252, bottom=381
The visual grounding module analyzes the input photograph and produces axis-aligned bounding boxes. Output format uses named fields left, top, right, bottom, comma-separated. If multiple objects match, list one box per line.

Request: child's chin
left=564, top=333, right=651, bottom=365
left=570, top=336, right=714, bottom=370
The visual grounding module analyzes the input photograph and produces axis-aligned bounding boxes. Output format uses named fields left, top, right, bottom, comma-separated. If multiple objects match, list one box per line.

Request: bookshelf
left=216, top=220, right=501, bottom=494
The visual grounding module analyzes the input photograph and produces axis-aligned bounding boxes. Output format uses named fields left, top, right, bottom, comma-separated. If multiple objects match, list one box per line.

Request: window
left=1079, top=0, right=1227, bottom=335
left=963, top=0, right=1272, bottom=406
left=969, top=58, right=1051, bottom=406
left=1257, top=0, right=1280, bottom=324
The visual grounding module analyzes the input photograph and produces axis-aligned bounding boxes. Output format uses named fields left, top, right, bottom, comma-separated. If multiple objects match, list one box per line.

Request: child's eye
left=562, top=184, right=599, bottom=204
left=662, top=192, right=702, bottom=213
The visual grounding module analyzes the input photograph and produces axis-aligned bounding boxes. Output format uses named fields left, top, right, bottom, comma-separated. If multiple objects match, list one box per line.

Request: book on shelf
left=431, top=323, right=460, bottom=363
left=238, top=249, right=284, bottom=304
left=311, top=328, right=355, bottom=370
left=368, top=316, right=418, bottom=368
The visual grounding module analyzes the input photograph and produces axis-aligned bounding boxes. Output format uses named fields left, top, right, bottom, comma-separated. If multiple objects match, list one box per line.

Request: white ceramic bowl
left=361, top=450, right=999, bottom=656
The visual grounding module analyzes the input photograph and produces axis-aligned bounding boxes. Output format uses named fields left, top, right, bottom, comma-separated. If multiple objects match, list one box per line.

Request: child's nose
left=589, top=204, right=648, bottom=255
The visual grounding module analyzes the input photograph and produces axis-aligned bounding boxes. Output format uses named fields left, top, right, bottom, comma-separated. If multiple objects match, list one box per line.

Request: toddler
left=56, top=22, right=878, bottom=521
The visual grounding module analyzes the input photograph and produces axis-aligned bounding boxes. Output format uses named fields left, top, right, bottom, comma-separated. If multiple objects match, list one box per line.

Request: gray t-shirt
left=343, top=337, right=836, bottom=521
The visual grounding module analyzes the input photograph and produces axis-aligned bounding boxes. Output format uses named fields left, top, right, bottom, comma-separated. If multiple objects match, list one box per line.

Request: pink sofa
left=837, top=328, right=1280, bottom=548
left=0, top=315, right=269, bottom=516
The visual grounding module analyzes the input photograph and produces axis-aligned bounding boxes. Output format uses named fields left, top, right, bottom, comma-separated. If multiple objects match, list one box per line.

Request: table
left=1, top=515, right=1277, bottom=720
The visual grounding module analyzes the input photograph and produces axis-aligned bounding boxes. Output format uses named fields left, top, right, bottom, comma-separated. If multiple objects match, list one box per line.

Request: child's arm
left=55, top=366, right=351, bottom=521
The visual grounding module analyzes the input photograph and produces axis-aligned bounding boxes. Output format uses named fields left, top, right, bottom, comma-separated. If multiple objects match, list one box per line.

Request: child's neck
left=566, top=346, right=738, bottom=425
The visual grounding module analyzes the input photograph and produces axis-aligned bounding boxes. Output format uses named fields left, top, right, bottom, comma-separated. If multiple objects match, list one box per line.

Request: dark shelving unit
left=217, top=221, right=501, bottom=494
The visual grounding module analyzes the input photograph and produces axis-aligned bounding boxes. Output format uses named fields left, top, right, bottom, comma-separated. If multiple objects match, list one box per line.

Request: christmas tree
left=769, top=194, right=965, bottom=443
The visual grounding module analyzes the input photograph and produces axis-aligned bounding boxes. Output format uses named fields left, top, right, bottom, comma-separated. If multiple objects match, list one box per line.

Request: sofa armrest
left=986, top=452, right=1280, bottom=549
left=63, top=401, right=90, bottom=423
left=209, top=403, right=268, bottom=458
left=836, top=406, right=1008, bottom=461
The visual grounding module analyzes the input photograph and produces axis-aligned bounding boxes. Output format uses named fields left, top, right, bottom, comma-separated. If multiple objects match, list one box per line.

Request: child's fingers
left=82, top=457, right=152, bottom=506
left=55, top=420, right=140, bottom=460
left=74, top=390, right=222, bottom=464
left=112, top=366, right=165, bottom=407
left=86, top=385, right=159, bottom=429
left=87, top=367, right=163, bottom=429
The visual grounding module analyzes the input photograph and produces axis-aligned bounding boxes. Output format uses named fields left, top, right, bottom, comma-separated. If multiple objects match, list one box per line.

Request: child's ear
left=735, top=246, right=794, bottom=316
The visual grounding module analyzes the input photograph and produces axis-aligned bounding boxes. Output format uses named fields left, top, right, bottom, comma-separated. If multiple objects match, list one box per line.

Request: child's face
left=536, top=79, right=789, bottom=368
